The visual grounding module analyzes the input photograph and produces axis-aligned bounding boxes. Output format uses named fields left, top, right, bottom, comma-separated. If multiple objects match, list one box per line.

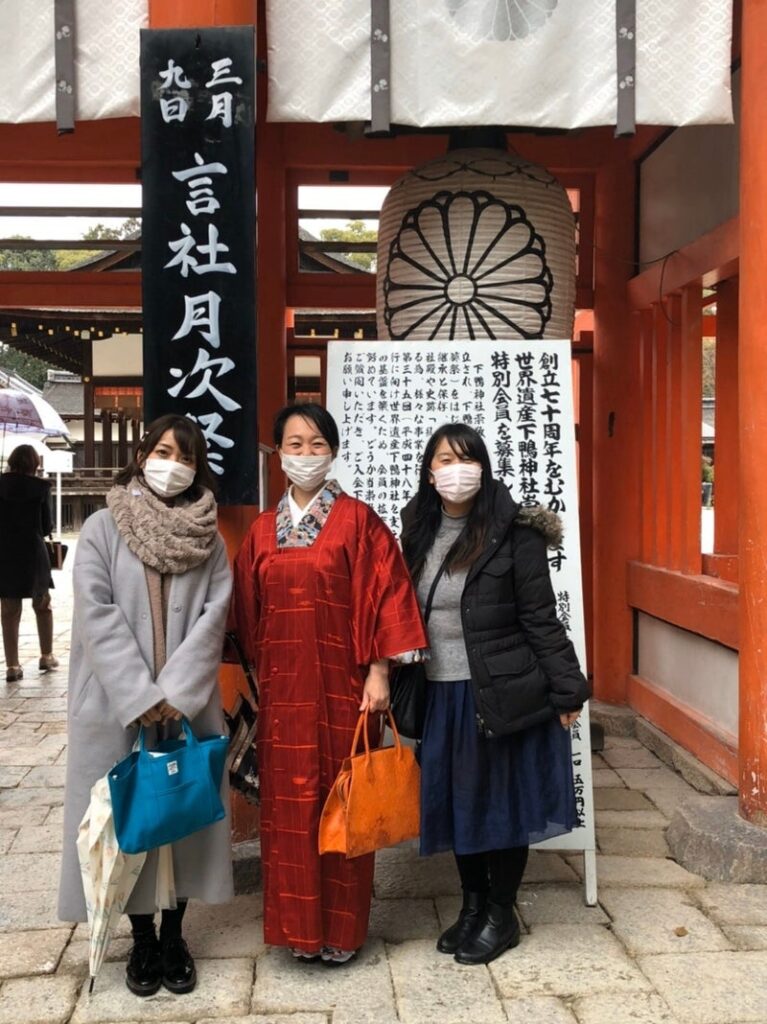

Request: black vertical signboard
left=140, top=27, right=258, bottom=505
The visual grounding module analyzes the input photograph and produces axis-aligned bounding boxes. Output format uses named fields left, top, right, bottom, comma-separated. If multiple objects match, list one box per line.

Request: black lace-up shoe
left=161, top=934, right=197, bottom=994
left=125, top=931, right=162, bottom=996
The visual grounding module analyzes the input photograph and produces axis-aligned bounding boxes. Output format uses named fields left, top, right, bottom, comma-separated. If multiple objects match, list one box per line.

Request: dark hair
left=7, top=444, right=40, bottom=476
left=114, top=414, right=217, bottom=497
left=273, top=402, right=340, bottom=451
left=401, top=423, right=494, bottom=581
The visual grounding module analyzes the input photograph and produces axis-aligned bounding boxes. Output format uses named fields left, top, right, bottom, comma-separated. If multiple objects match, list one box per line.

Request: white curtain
left=266, top=0, right=733, bottom=128
left=0, top=0, right=148, bottom=124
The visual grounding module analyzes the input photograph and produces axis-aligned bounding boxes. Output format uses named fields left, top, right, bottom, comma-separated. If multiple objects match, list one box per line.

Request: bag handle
left=138, top=716, right=197, bottom=752
left=423, top=555, right=450, bottom=625
left=350, top=708, right=405, bottom=761
left=224, top=631, right=259, bottom=707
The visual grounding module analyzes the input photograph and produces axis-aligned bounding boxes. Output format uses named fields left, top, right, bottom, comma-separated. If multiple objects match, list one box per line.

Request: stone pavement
left=1, top=544, right=765, bottom=1024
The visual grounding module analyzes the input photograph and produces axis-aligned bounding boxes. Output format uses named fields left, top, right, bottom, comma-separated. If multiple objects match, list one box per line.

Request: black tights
left=455, top=846, right=529, bottom=907
left=129, top=899, right=187, bottom=941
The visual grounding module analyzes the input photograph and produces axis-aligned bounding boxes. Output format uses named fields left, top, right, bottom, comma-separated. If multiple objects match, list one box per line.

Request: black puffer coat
left=0, top=473, right=53, bottom=598
left=403, top=482, right=589, bottom=736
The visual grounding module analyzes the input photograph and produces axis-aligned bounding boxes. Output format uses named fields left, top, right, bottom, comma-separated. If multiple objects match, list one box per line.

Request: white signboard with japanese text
left=327, top=339, right=597, bottom=903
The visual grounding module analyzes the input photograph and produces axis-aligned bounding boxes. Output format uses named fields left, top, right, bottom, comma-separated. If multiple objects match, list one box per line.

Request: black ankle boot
left=454, top=901, right=520, bottom=965
left=160, top=933, right=197, bottom=994
left=126, top=930, right=162, bottom=996
left=436, top=891, right=486, bottom=954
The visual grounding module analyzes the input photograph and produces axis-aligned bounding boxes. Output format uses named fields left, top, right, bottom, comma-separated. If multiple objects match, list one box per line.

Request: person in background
left=401, top=423, right=589, bottom=966
left=58, top=414, right=233, bottom=997
left=232, top=402, right=427, bottom=966
left=0, top=444, right=58, bottom=682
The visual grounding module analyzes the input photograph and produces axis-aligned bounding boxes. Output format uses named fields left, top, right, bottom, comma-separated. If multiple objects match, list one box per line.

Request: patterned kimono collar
left=275, top=479, right=343, bottom=548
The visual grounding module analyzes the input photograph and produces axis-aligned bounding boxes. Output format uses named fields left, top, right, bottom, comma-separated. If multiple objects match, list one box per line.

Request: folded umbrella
left=76, top=775, right=147, bottom=994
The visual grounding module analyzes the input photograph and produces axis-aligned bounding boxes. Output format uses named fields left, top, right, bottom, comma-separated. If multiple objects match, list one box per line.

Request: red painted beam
left=628, top=217, right=739, bottom=311
left=627, top=561, right=738, bottom=651
left=628, top=674, right=738, bottom=786
left=0, top=271, right=140, bottom=308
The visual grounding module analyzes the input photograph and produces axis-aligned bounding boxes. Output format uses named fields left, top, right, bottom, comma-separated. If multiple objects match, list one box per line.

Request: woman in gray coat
left=58, top=414, right=233, bottom=998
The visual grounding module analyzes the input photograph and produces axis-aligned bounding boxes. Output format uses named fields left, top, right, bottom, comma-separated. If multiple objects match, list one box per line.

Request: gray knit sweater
left=417, top=511, right=471, bottom=681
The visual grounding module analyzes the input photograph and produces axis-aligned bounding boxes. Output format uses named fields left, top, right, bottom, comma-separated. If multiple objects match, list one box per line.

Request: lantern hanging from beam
left=376, top=141, right=576, bottom=341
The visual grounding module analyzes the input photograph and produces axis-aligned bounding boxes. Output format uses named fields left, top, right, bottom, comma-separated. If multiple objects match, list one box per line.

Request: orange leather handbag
left=318, top=709, right=420, bottom=859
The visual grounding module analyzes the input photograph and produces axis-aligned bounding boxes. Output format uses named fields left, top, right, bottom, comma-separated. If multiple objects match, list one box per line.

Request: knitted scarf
left=106, top=480, right=218, bottom=574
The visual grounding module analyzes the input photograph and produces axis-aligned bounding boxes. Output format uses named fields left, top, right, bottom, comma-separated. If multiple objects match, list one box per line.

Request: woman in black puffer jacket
left=401, top=423, right=589, bottom=967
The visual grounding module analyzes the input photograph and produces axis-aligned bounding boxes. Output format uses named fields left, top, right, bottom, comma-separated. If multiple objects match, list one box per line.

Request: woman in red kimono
left=233, top=403, right=427, bottom=965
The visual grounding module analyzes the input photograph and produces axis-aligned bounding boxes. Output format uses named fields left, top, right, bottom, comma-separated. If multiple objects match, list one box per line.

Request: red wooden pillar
left=738, top=1, right=767, bottom=825
left=679, top=284, right=703, bottom=574
left=666, top=294, right=684, bottom=571
left=149, top=0, right=256, bottom=26
left=714, top=276, right=739, bottom=556
left=592, top=154, right=642, bottom=703
left=255, top=127, right=288, bottom=504
left=639, top=309, right=655, bottom=564
left=652, top=302, right=670, bottom=567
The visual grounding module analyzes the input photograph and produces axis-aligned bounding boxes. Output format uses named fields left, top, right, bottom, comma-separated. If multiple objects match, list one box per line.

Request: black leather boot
left=436, top=891, right=486, bottom=954
left=453, top=901, right=520, bottom=965
left=125, top=931, right=162, bottom=996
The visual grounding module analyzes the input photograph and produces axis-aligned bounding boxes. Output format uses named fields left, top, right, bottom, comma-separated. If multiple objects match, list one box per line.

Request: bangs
left=170, top=420, right=199, bottom=459
left=442, top=425, right=485, bottom=463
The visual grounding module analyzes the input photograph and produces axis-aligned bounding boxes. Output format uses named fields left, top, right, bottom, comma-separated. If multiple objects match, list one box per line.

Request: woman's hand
left=137, top=701, right=183, bottom=727
left=360, top=659, right=390, bottom=713
left=157, top=700, right=183, bottom=722
left=560, top=710, right=581, bottom=729
left=137, top=703, right=163, bottom=728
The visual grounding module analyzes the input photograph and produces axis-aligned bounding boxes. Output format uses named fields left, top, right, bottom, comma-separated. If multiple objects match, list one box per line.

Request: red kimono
left=233, top=485, right=427, bottom=954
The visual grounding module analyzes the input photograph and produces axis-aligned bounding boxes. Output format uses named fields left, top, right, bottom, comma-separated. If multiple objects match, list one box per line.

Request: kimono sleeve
left=73, top=513, right=165, bottom=728
left=154, top=537, right=232, bottom=721
left=230, top=518, right=262, bottom=668
left=351, top=506, right=428, bottom=666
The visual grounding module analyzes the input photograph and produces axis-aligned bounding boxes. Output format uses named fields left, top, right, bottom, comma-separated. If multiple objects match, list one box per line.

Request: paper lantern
left=376, top=146, right=576, bottom=341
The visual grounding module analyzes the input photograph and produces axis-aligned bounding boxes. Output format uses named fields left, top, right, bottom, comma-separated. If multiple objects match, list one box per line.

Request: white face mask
left=432, top=463, right=483, bottom=504
left=142, top=458, right=196, bottom=498
left=280, top=453, right=333, bottom=493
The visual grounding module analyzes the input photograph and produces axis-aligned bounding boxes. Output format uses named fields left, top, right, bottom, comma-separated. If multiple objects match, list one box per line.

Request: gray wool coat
left=58, top=508, right=234, bottom=922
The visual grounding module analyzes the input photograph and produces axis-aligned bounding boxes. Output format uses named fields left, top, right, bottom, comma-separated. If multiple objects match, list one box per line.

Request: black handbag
left=222, top=631, right=260, bottom=804
left=390, top=557, right=448, bottom=740
left=45, top=538, right=68, bottom=570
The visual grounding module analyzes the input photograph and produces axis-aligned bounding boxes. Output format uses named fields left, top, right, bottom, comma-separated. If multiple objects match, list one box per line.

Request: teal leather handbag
left=109, top=717, right=229, bottom=855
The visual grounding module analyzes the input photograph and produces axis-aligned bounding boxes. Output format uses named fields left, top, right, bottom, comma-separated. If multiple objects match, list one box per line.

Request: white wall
left=637, top=612, right=738, bottom=741
left=639, top=71, right=740, bottom=266
left=92, top=333, right=143, bottom=377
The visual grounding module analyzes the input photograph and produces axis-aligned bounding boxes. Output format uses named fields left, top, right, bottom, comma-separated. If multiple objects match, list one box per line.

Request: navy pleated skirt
left=418, top=678, right=578, bottom=856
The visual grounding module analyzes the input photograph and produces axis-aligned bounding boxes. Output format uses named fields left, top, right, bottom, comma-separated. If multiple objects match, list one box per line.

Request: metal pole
left=56, top=472, right=62, bottom=542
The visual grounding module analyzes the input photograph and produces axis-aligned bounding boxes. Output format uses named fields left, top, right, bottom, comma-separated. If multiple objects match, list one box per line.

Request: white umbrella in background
left=0, top=389, right=71, bottom=532
left=0, top=389, right=69, bottom=437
